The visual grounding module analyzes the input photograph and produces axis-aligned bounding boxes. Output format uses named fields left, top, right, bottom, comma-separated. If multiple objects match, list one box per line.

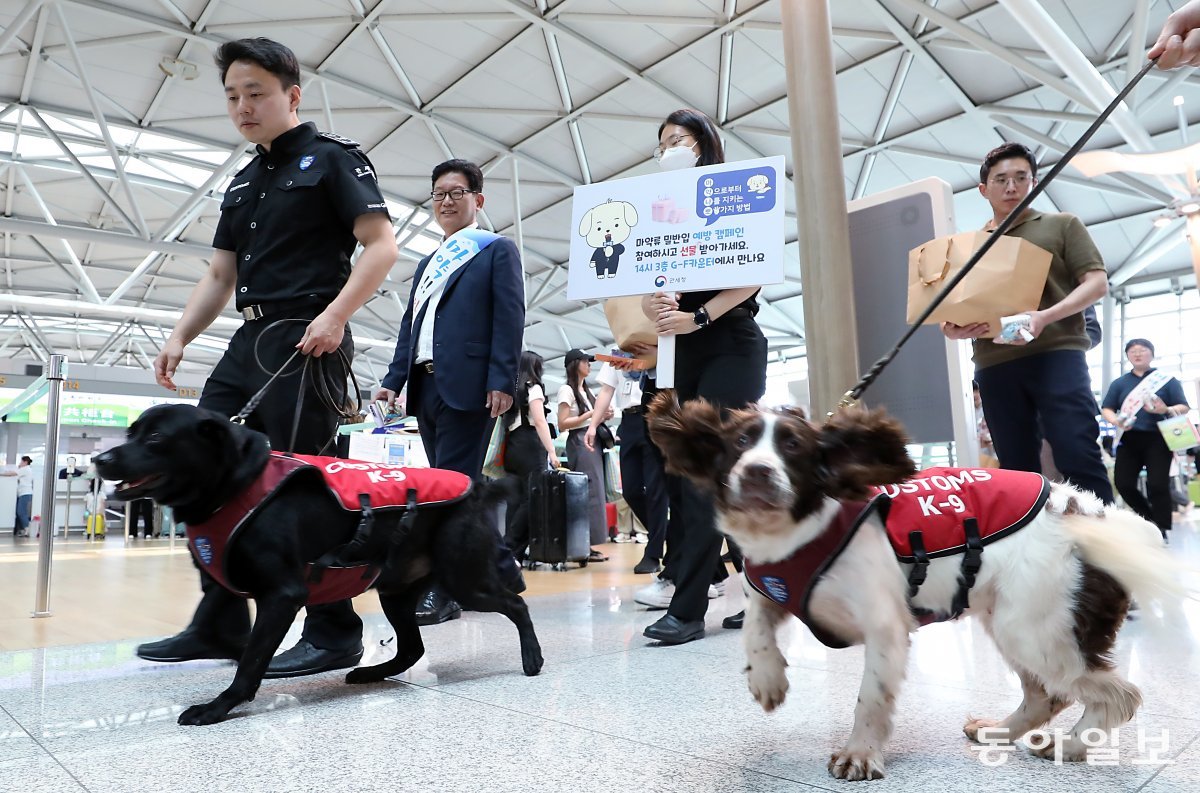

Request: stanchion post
left=33, top=354, right=66, bottom=618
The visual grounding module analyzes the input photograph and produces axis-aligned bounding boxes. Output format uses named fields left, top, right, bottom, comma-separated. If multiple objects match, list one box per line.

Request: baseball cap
left=564, top=348, right=593, bottom=366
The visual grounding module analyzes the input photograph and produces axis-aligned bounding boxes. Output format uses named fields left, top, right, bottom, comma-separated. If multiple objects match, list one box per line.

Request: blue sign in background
left=697, top=166, right=777, bottom=226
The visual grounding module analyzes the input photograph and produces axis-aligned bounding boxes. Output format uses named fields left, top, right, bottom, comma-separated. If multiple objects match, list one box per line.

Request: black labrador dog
left=94, top=404, right=543, bottom=725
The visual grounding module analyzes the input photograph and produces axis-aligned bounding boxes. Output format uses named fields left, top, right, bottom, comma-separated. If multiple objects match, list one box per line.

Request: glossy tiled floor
left=2, top=521, right=1200, bottom=792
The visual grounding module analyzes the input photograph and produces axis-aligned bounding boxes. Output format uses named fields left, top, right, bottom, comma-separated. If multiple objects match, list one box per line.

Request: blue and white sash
left=411, top=227, right=502, bottom=321
left=1115, top=368, right=1174, bottom=445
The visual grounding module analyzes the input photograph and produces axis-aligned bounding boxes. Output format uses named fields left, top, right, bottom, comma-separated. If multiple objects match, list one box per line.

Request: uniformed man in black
left=141, top=38, right=399, bottom=677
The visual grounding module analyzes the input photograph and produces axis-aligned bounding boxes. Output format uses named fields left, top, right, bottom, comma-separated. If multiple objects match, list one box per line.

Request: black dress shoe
left=722, top=610, right=745, bottom=630
left=643, top=614, right=705, bottom=644
left=633, top=555, right=662, bottom=575
left=264, top=639, right=364, bottom=679
left=136, top=629, right=246, bottom=663
left=415, top=589, right=462, bottom=626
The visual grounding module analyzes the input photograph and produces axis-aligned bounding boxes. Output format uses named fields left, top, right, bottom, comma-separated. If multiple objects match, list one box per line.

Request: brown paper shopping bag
left=907, top=232, right=1052, bottom=338
left=603, top=296, right=658, bottom=367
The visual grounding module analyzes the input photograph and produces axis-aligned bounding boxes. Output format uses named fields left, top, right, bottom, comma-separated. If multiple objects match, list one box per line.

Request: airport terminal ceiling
left=0, top=0, right=1197, bottom=387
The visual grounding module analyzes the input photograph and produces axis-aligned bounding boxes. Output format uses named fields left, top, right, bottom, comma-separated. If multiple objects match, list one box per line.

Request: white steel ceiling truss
left=0, top=0, right=1196, bottom=390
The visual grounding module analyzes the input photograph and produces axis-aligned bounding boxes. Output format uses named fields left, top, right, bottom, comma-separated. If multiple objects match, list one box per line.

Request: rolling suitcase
left=528, top=467, right=591, bottom=568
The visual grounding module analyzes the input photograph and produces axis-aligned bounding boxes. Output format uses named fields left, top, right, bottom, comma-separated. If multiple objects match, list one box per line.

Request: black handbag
left=595, top=422, right=616, bottom=450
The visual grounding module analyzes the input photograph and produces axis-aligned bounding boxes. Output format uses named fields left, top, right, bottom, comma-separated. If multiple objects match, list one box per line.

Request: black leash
left=230, top=318, right=363, bottom=454
left=831, top=57, right=1161, bottom=418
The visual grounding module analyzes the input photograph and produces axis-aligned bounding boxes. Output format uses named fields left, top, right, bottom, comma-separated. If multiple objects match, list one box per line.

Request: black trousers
left=1114, top=430, right=1174, bottom=535
left=186, top=310, right=362, bottom=651
left=662, top=316, right=766, bottom=622
left=128, top=498, right=155, bottom=538
left=617, top=410, right=668, bottom=560
left=975, top=349, right=1114, bottom=505
left=503, top=424, right=548, bottom=559
left=411, top=366, right=520, bottom=581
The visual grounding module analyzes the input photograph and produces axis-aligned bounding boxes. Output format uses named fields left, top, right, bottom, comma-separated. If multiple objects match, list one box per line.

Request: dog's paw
left=522, top=646, right=544, bottom=677
left=747, top=662, right=789, bottom=712
left=177, top=702, right=231, bottom=726
left=828, top=748, right=885, bottom=781
left=963, top=717, right=1008, bottom=743
left=1028, top=734, right=1088, bottom=763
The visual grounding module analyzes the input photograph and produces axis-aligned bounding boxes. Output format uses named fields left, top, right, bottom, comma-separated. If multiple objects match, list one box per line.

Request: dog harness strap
left=397, top=488, right=418, bottom=538
left=949, top=517, right=985, bottom=617
left=906, top=531, right=929, bottom=599
left=186, top=455, right=312, bottom=598
left=307, top=493, right=379, bottom=585
left=743, top=499, right=881, bottom=649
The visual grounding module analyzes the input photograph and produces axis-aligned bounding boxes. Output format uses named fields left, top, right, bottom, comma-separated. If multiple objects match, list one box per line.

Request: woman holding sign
left=638, top=108, right=768, bottom=645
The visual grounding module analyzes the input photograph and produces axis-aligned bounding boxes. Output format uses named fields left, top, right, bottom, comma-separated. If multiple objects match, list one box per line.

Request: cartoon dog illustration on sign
left=746, top=174, right=771, bottom=194
left=579, top=199, right=639, bottom=279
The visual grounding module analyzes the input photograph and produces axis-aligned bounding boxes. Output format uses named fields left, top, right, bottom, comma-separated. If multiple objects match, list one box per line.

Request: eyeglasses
left=653, top=133, right=695, bottom=160
left=988, top=174, right=1032, bottom=187
left=430, top=188, right=476, bottom=202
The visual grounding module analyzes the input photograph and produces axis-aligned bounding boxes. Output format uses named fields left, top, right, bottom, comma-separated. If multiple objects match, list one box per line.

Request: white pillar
left=780, top=0, right=860, bottom=417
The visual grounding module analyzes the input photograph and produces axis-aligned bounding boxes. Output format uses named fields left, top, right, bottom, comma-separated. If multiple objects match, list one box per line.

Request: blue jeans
left=975, top=349, right=1114, bottom=504
left=14, top=494, right=32, bottom=535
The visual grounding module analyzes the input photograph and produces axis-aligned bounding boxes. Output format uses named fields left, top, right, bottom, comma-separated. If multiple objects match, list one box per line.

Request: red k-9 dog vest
left=186, top=453, right=471, bottom=605
left=744, top=467, right=1049, bottom=648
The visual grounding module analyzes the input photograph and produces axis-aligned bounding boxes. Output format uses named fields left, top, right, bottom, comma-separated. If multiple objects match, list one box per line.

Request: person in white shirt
left=502, top=351, right=559, bottom=561
left=2, top=456, right=35, bottom=537
left=557, top=349, right=613, bottom=561
left=585, top=360, right=668, bottom=574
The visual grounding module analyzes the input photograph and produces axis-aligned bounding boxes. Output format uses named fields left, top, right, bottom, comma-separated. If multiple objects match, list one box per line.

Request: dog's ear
left=197, top=416, right=270, bottom=487
left=817, top=408, right=916, bottom=500
left=646, top=391, right=727, bottom=487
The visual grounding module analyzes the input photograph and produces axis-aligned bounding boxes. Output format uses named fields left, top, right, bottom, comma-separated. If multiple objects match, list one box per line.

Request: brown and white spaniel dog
left=647, top=392, right=1184, bottom=781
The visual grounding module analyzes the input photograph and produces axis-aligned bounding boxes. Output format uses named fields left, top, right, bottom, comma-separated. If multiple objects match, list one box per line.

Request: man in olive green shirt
left=942, top=142, right=1113, bottom=503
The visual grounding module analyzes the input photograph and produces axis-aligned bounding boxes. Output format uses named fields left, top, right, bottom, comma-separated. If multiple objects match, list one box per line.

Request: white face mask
left=657, top=145, right=698, bottom=171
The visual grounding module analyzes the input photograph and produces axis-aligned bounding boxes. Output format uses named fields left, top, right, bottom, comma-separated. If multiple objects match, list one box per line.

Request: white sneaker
left=634, top=578, right=675, bottom=609
left=632, top=533, right=648, bottom=544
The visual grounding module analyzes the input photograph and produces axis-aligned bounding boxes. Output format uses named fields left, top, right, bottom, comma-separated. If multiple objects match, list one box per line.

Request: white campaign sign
left=566, top=155, right=786, bottom=300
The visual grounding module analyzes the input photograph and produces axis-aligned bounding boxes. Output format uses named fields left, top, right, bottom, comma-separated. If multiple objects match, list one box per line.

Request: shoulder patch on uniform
left=317, top=131, right=361, bottom=148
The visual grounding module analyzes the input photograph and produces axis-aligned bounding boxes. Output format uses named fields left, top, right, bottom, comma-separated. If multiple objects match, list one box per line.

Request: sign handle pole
left=655, top=335, right=676, bottom=388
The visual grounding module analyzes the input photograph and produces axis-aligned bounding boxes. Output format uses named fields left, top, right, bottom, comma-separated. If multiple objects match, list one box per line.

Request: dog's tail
left=1061, top=508, right=1194, bottom=606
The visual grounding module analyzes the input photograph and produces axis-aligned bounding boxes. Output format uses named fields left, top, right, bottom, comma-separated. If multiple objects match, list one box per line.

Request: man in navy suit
left=375, top=159, right=526, bottom=623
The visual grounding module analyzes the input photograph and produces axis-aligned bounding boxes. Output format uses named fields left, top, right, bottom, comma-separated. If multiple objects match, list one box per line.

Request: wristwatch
left=692, top=305, right=711, bottom=328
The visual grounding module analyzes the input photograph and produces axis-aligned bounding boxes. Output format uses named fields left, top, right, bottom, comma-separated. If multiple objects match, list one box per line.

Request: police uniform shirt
left=214, top=122, right=390, bottom=310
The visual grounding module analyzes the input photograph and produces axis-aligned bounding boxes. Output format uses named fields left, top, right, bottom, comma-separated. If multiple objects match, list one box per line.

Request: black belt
left=415, top=361, right=435, bottom=374
left=721, top=307, right=754, bottom=320
left=240, top=296, right=326, bottom=321
left=623, top=406, right=646, bottom=415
